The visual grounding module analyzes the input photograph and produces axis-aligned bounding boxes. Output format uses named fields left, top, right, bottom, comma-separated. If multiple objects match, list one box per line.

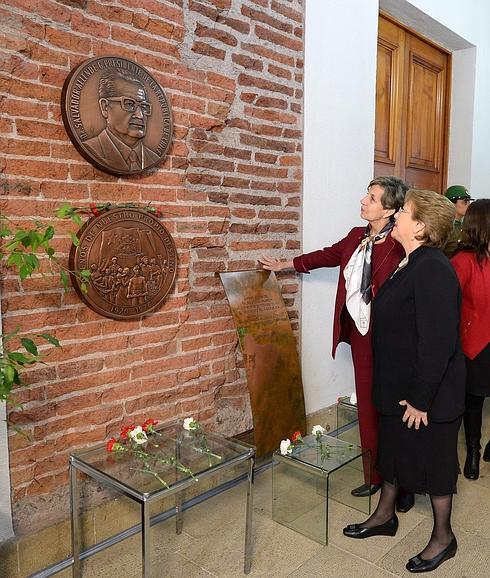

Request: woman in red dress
left=261, top=176, right=412, bottom=509
left=451, top=199, right=490, bottom=480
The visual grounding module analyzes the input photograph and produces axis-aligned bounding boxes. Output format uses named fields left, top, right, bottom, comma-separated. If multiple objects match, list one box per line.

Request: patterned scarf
left=344, top=221, right=393, bottom=334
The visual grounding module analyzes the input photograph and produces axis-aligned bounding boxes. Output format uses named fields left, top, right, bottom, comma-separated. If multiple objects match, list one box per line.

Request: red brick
left=236, top=163, right=288, bottom=178
left=232, top=53, right=263, bottom=71
left=258, top=209, right=300, bottom=220
left=271, top=1, right=303, bottom=23
left=242, top=5, right=293, bottom=33
left=1, top=137, right=50, bottom=157
left=217, top=14, right=250, bottom=34
left=240, top=133, right=296, bottom=153
left=195, top=23, right=238, bottom=46
left=244, top=106, right=297, bottom=124
left=192, top=41, right=226, bottom=60
left=255, top=96, right=288, bottom=109
left=238, top=73, right=294, bottom=96
left=255, top=152, right=278, bottom=164
left=241, top=42, right=295, bottom=67
left=230, top=192, right=281, bottom=206
left=111, top=25, right=180, bottom=58
left=0, top=76, right=59, bottom=102
left=268, top=63, right=292, bottom=80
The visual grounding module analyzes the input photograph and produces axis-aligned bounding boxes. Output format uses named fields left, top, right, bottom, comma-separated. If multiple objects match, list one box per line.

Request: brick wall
left=0, top=0, right=303, bottom=532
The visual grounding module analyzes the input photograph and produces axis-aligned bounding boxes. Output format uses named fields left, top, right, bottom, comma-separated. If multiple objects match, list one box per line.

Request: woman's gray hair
left=368, top=176, right=409, bottom=219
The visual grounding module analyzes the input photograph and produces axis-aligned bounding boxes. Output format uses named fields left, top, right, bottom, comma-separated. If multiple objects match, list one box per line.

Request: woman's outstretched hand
left=399, top=400, right=428, bottom=429
left=259, top=256, right=294, bottom=272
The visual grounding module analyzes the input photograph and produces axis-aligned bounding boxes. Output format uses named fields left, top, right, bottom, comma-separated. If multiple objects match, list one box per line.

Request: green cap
left=445, top=185, right=473, bottom=202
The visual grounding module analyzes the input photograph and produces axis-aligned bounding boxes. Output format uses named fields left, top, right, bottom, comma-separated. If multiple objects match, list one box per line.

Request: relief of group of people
left=90, top=254, right=169, bottom=306
left=260, top=179, right=490, bottom=574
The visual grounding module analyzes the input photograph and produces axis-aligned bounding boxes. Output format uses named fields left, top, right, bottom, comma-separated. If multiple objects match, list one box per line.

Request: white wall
left=302, top=0, right=379, bottom=412
left=303, top=0, right=490, bottom=413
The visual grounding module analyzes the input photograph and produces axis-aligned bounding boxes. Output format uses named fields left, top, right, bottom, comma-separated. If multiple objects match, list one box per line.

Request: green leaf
left=60, top=269, right=69, bottom=289
left=56, top=204, right=71, bottom=218
left=43, top=226, right=55, bottom=241
left=7, top=252, right=23, bottom=267
left=5, top=240, right=20, bottom=252
left=69, top=232, right=79, bottom=246
left=38, top=333, right=61, bottom=348
left=7, top=352, right=32, bottom=365
left=21, top=338, right=38, bottom=356
left=2, top=364, right=15, bottom=386
left=25, top=253, right=40, bottom=269
left=80, top=269, right=91, bottom=279
left=80, top=282, right=87, bottom=293
left=13, top=230, right=30, bottom=242
left=71, top=213, right=83, bottom=227
left=0, top=227, right=11, bottom=237
left=46, top=247, right=55, bottom=258
left=19, top=264, right=32, bottom=280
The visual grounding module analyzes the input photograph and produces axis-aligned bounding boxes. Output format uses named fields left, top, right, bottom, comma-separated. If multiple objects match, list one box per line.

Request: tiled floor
left=55, top=402, right=490, bottom=577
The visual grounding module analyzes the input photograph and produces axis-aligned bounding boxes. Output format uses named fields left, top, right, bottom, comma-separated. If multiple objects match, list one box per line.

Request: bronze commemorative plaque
left=219, top=270, right=306, bottom=456
left=70, top=208, right=177, bottom=319
left=61, top=56, right=172, bottom=176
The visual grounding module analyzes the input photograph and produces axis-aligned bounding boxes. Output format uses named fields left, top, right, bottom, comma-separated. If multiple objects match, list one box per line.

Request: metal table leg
left=176, top=490, right=184, bottom=535
left=142, top=500, right=150, bottom=578
left=70, top=460, right=81, bottom=578
left=244, top=452, right=255, bottom=574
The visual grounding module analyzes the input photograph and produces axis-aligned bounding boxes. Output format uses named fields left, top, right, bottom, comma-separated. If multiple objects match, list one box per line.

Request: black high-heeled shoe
left=350, top=483, right=381, bottom=497
left=406, top=536, right=457, bottom=573
left=343, top=514, right=398, bottom=539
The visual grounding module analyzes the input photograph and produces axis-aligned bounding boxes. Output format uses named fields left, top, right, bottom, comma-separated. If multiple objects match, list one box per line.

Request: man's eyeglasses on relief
left=102, top=97, right=152, bottom=116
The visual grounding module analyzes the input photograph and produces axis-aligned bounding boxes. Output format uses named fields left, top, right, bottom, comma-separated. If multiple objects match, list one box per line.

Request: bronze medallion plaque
left=61, top=56, right=172, bottom=176
left=70, top=208, right=177, bottom=319
left=219, top=270, right=306, bottom=456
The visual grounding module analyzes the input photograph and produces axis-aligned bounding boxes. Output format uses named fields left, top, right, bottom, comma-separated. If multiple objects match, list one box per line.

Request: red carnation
left=142, top=418, right=158, bottom=432
left=120, top=424, right=136, bottom=439
left=106, top=437, right=117, bottom=452
left=291, top=431, right=302, bottom=443
left=90, top=203, right=99, bottom=217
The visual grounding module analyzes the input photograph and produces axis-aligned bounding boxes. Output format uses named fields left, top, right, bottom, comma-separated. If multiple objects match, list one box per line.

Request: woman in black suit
left=343, top=189, right=465, bottom=574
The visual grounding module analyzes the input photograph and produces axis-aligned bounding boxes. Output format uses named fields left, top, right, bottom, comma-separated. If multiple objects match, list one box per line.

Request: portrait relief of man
left=84, top=70, right=159, bottom=172
left=62, top=56, right=173, bottom=176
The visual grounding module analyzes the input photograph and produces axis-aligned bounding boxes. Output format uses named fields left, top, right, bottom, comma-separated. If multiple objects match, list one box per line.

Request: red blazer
left=451, top=251, right=490, bottom=359
left=293, top=227, right=404, bottom=357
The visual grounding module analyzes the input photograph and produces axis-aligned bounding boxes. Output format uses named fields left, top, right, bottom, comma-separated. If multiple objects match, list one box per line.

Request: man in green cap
left=443, top=185, right=474, bottom=257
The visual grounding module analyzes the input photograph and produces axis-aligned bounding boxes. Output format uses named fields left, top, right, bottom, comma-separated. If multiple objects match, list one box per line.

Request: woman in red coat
left=260, top=176, right=410, bottom=505
left=451, top=199, right=490, bottom=480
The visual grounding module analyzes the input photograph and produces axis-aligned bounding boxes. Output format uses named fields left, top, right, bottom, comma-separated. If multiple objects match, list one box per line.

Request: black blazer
left=372, top=246, right=465, bottom=422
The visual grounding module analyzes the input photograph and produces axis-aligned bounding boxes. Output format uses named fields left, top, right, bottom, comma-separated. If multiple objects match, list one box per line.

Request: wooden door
left=374, top=16, right=450, bottom=192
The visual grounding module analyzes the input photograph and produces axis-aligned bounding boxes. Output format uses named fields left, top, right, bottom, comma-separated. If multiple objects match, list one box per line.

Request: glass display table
left=70, top=423, right=255, bottom=577
left=336, top=396, right=360, bottom=444
left=272, top=434, right=370, bottom=544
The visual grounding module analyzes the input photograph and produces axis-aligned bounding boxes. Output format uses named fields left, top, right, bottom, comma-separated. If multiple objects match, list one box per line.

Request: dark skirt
left=377, top=414, right=461, bottom=495
left=466, top=342, right=490, bottom=396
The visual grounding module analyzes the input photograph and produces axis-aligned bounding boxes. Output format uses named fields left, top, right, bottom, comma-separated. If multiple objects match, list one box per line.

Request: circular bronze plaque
left=61, top=56, right=172, bottom=176
left=70, top=208, right=177, bottom=319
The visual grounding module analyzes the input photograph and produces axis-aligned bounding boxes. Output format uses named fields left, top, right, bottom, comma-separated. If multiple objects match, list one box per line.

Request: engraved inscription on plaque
left=61, top=56, right=172, bottom=176
left=70, top=208, right=177, bottom=320
left=220, top=270, right=306, bottom=456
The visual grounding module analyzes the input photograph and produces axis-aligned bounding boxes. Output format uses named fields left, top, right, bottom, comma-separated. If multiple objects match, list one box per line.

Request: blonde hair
left=405, top=189, right=455, bottom=248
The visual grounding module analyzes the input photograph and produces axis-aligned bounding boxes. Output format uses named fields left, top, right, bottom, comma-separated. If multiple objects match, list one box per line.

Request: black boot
left=463, top=396, right=483, bottom=480
left=464, top=444, right=480, bottom=480
left=483, top=441, right=490, bottom=462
